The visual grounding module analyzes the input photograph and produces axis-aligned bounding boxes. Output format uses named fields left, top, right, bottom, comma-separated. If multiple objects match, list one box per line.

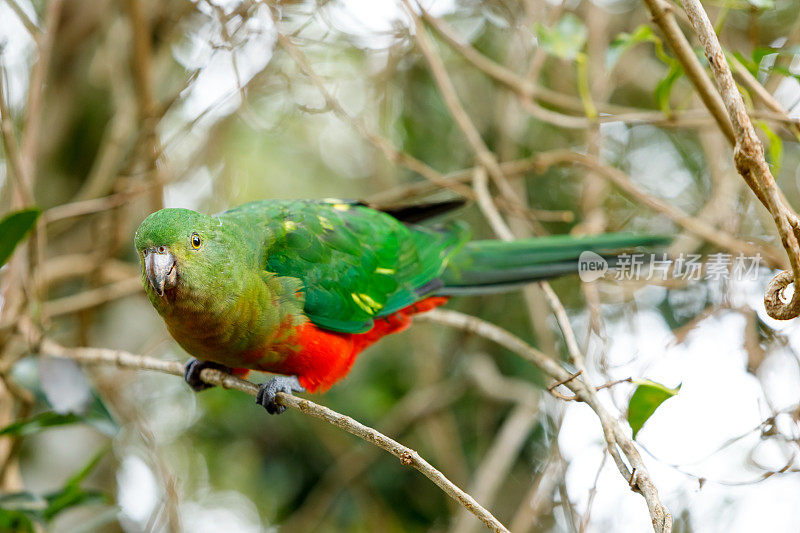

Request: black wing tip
left=370, top=198, right=469, bottom=224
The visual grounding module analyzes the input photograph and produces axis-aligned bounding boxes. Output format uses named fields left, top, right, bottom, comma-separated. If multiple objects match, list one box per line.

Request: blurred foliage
left=2, top=0, right=800, bottom=531
left=0, top=446, right=111, bottom=532
left=0, top=209, right=39, bottom=266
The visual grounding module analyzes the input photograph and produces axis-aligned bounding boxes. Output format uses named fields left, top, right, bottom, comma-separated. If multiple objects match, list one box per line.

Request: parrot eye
left=191, top=233, right=201, bottom=249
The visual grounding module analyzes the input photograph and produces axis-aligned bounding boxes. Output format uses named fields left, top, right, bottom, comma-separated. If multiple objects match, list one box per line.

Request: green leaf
left=0, top=509, right=36, bottom=533
left=536, top=13, right=586, bottom=61
left=756, top=121, right=783, bottom=174
left=733, top=51, right=759, bottom=77
left=752, top=46, right=800, bottom=70
left=0, top=492, right=46, bottom=533
left=43, top=446, right=111, bottom=520
left=0, top=401, right=118, bottom=439
left=606, top=25, right=657, bottom=70
left=0, top=448, right=112, bottom=524
left=61, top=444, right=108, bottom=491
left=654, top=63, right=683, bottom=114
left=606, top=24, right=685, bottom=113
left=0, top=412, right=83, bottom=438
left=627, top=379, right=680, bottom=438
left=0, top=208, right=40, bottom=267
left=43, top=488, right=108, bottom=521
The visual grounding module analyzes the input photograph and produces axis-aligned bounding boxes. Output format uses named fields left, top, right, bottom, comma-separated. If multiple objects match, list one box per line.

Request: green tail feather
left=439, top=233, right=669, bottom=294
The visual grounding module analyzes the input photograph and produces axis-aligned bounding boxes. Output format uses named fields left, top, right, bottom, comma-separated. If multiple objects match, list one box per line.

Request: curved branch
left=679, top=0, right=800, bottom=319
left=645, top=0, right=800, bottom=319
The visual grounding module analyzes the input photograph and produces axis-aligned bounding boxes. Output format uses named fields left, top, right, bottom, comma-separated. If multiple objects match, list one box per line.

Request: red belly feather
left=245, top=297, right=447, bottom=392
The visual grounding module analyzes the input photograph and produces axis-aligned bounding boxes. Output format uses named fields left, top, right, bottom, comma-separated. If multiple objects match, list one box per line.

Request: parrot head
left=134, top=208, right=243, bottom=303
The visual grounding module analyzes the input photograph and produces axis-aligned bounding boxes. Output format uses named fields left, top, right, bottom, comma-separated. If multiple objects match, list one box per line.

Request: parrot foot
left=184, top=359, right=231, bottom=392
left=256, top=375, right=305, bottom=415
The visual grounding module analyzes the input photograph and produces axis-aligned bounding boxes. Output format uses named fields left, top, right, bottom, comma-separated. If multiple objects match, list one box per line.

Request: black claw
left=256, top=375, right=305, bottom=415
left=184, top=359, right=231, bottom=392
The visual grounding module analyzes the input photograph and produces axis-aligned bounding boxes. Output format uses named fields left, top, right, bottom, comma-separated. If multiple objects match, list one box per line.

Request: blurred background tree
left=3, top=0, right=800, bottom=531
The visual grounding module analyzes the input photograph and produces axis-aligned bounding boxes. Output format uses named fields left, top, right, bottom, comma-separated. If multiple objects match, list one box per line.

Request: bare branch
left=678, top=0, right=800, bottom=319
left=641, top=0, right=736, bottom=144
left=42, top=277, right=142, bottom=318
left=540, top=150, right=786, bottom=267
left=401, top=0, right=522, bottom=208
left=0, top=63, right=32, bottom=206
left=20, top=0, right=64, bottom=191
left=421, top=309, right=673, bottom=533
left=25, top=327, right=510, bottom=533
left=4, top=0, right=40, bottom=36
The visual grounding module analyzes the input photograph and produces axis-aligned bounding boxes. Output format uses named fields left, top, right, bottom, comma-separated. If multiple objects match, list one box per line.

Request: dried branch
left=450, top=404, right=538, bottom=533
left=641, top=0, right=735, bottom=144
left=640, top=0, right=800, bottom=319
left=20, top=0, right=63, bottom=191
left=4, top=0, right=40, bottom=36
left=23, top=329, right=509, bottom=533
left=676, top=0, right=800, bottom=319
left=541, top=150, right=786, bottom=266
left=402, top=0, right=520, bottom=208
left=421, top=309, right=673, bottom=533
left=0, top=63, right=32, bottom=207
left=42, top=277, right=142, bottom=318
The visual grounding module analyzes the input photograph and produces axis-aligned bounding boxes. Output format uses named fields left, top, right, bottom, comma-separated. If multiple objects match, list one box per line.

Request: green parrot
left=134, top=198, right=666, bottom=414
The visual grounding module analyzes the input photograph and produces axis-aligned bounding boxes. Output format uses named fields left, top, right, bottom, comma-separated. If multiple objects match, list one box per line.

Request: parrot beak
left=145, top=247, right=177, bottom=297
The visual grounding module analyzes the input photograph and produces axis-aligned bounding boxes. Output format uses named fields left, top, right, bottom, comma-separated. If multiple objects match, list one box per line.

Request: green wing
left=222, top=200, right=468, bottom=334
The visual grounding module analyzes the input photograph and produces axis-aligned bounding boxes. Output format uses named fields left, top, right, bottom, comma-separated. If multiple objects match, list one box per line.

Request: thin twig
left=540, top=150, right=786, bottom=267
left=0, top=63, right=32, bottom=206
left=579, top=449, right=608, bottom=533
left=450, top=404, right=538, bottom=533
left=20, top=0, right=63, bottom=192
left=547, top=370, right=584, bottom=392
left=402, top=0, right=520, bottom=209
left=42, top=277, right=143, bottom=318
left=4, top=0, right=40, bottom=36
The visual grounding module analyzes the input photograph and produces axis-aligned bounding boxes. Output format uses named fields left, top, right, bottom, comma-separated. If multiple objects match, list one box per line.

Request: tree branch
left=641, top=0, right=736, bottom=144
left=677, top=0, right=800, bottom=319
left=420, top=309, right=673, bottom=533
left=22, top=328, right=509, bottom=533
left=402, top=0, right=521, bottom=210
